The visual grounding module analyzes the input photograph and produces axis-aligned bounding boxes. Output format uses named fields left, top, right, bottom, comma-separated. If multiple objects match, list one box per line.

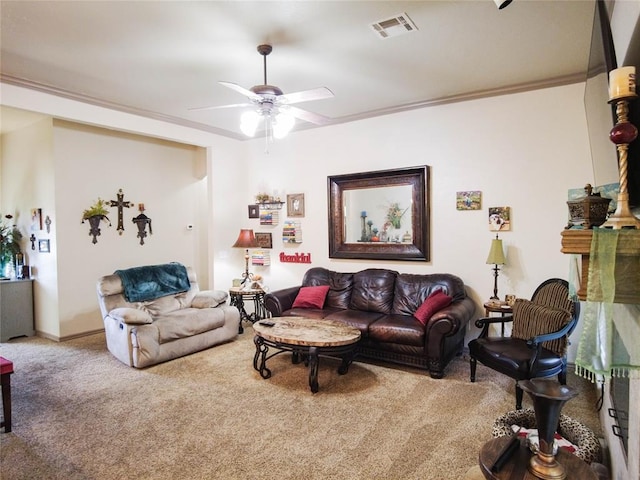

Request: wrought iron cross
left=110, top=189, right=132, bottom=235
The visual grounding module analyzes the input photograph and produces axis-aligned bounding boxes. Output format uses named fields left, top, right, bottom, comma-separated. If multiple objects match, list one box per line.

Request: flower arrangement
left=386, top=202, right=408, bottom=230
left=0, top=214, right=23, bottom=277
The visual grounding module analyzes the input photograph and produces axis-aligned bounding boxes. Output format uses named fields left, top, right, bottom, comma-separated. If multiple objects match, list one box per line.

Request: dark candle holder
left=518, top=378, right=578, bottom=480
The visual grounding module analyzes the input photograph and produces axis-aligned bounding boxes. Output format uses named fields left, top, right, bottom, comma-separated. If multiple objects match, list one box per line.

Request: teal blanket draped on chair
left=115, top=262, right=191, bottom=302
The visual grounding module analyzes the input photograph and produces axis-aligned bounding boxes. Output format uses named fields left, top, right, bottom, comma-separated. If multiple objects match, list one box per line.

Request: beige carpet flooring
left=0, top=327, right=602, bottom=480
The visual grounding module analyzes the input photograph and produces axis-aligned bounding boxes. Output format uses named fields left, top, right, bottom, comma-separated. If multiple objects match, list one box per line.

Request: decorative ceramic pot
left=518, top=378, right=578, bottom=480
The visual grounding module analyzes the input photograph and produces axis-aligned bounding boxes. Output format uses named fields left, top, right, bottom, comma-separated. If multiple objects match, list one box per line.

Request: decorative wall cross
left=110, top=189, right=132, bottom=235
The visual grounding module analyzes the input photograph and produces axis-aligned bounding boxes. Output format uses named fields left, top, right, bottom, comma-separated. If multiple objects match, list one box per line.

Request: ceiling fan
left=191, top=44, right=334, bottom=138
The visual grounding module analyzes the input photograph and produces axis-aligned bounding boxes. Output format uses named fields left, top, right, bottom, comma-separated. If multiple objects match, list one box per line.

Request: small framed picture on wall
left=248, top=205, right=259, bottom=219
left=38, top=239, right=50, bottom=253
left=488, top=206, right=511, bottom=231
left=287, top=193, right=305, bottom=217
left=255, top=232, right=273, bottom=249
left=456, top=191, right=481, bottom=210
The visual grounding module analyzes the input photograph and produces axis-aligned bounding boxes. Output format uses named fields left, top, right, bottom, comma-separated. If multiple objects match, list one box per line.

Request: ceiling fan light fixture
left=494, top=0, right=513, bottom=9
left=240, top=110, right=260, bottom=137
left=273, top=110, right=295, bottom=139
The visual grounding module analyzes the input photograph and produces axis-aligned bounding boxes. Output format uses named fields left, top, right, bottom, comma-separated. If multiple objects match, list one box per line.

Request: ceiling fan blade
left=219, top=81, right=261, bottom=101
left=287, top=106, right=331, bottom=125
left=279, top=87, right=334, bottom=105
left=189, top=103, right=252, bottom=112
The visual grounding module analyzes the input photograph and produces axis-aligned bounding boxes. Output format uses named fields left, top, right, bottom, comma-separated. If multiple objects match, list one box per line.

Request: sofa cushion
left=325, top=310, right=385, bottom=336
left=191, top=290, right=228, bottom=308
left=511, top=299, right=571, bottom=355
left=284, top=307, right=335, bottom=319
left=392, top=273, right=465, bottom=315
left=349, top=269, right=397, bottom=314
left=292, top=285, right=330, bottom=309
left=367, top=314, right=424, bottom=346
left=153, top=308, right=227, bottom=344
left=302, top=267, right=354, bottom=309
left=414, top=290, right=453, bottom=325
left=140, top=293, right=189, bottom=317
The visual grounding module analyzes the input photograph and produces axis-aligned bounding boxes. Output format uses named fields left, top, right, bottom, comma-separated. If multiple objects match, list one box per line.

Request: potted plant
left=0, top=214, right=23, bottom=278
left=82, top=198, right=111, bottom=244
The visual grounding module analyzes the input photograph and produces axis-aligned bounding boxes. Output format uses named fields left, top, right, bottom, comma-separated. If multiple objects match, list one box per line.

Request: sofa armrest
left=425, top=297, right=476, bottom=350
left=264, top=286, right=301, bottom=317
left=192, top=290, right=228, bottom=308
left=109, top=307, right=153, bottom=325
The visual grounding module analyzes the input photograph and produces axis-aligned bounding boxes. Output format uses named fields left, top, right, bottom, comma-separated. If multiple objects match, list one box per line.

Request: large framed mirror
left=328, top=165, right=430, bottom=261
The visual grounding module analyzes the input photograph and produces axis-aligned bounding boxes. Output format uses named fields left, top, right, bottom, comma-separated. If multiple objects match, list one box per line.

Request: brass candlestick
left=601, top=98, right=640, bottom=229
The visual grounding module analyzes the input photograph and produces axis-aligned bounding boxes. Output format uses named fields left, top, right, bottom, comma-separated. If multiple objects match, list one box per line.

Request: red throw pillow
left=292, top=285, right=330, bottom=309
left=414, top=290, right=453, bottom=325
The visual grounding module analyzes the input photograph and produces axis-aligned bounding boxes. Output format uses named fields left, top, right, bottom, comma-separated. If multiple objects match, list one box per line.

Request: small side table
left=229, top=287, right=268, bottom=334
left=484, top=301, right=513, bottom=317
left=478, top=436, right=597, bottom=479
left=484, top=302, right=513, bottom=337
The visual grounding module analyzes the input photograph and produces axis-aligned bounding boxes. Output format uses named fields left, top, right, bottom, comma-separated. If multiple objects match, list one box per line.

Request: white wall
left=1, top=118, right=59, bottom=336
left=216, top=84, right=592, bottom=329
left=51, top=121, right=213, bottom=338
left=2, top=82, right=596, bottom=350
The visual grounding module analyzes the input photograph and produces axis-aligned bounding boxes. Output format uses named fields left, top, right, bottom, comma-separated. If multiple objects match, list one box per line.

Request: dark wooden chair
left=468, top=279, right=580, bottom=409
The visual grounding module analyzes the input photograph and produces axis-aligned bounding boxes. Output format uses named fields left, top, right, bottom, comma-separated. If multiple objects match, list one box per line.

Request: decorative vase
left=518, top=378, right=578, bottom=480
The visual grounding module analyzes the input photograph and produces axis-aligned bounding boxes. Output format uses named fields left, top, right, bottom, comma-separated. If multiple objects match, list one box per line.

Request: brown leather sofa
left=263, top=267, right=476, bottom=378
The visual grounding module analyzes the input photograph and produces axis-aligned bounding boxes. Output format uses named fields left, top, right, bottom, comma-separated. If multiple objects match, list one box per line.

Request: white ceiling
left=0, top=1, right=597, bottom=139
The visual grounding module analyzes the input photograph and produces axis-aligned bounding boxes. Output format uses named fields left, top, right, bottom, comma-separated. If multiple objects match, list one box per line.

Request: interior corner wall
left=52, top=120, right=207, bottom=339
left=218, top=82, right=594, bottom=358
left=1, top=118, right=59, bottom=338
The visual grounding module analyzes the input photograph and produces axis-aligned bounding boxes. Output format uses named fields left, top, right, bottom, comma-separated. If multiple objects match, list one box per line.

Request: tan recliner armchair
left=97, top=264, right=239, bottom=368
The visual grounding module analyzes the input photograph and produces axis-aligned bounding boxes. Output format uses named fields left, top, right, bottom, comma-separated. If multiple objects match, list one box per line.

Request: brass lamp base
left=529, top=452, right=567, bottom=480
left=600, top=192, right=640, bottom=229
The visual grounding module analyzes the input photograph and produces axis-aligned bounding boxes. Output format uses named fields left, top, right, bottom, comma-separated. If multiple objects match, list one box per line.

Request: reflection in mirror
left=344, top=186, right=413, bottom=243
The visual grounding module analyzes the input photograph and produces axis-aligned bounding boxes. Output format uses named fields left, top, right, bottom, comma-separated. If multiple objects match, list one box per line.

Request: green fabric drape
left=575, top=229, right=640, bottom=381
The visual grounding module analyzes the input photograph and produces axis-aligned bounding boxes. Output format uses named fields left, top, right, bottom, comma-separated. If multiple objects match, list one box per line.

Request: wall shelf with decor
left=256, top=202, right=284, bottom=210
left=251, top=250, right=271, bottom=266
left=259, top=209, right=279, bottom=226
left=282, top=220, right=302, bottom=243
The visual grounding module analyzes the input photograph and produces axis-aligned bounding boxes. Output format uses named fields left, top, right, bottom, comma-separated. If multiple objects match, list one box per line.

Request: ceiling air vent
left=370, top=13, right=418, bottom=39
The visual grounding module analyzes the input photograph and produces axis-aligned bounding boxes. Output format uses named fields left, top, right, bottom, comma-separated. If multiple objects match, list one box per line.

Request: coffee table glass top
left=253, top=316, right=361, bottom=347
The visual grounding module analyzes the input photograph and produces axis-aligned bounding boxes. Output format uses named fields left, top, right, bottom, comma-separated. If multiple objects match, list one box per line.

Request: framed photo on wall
left=38, top=239, right=50, bottom=253
left=287, top=194, right=305, bottom=217
left=488, top=206, right=511, bottom=231
left=255, top=232, right=273, bottom=249
left=248, top=204, right=259, bottom=219
left=456, top=191, right=481, bottom=210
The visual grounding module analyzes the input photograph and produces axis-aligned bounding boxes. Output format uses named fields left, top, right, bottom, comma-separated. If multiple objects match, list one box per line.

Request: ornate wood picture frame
left=328, top=165, right=430, bottom=261
left=254, top=232, right=273, bottom=249
left=287, top=194, right=305, bottom=217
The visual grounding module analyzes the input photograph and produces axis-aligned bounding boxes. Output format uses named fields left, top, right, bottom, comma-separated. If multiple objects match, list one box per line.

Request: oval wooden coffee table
left=252, top=316, right=361, bottom=393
